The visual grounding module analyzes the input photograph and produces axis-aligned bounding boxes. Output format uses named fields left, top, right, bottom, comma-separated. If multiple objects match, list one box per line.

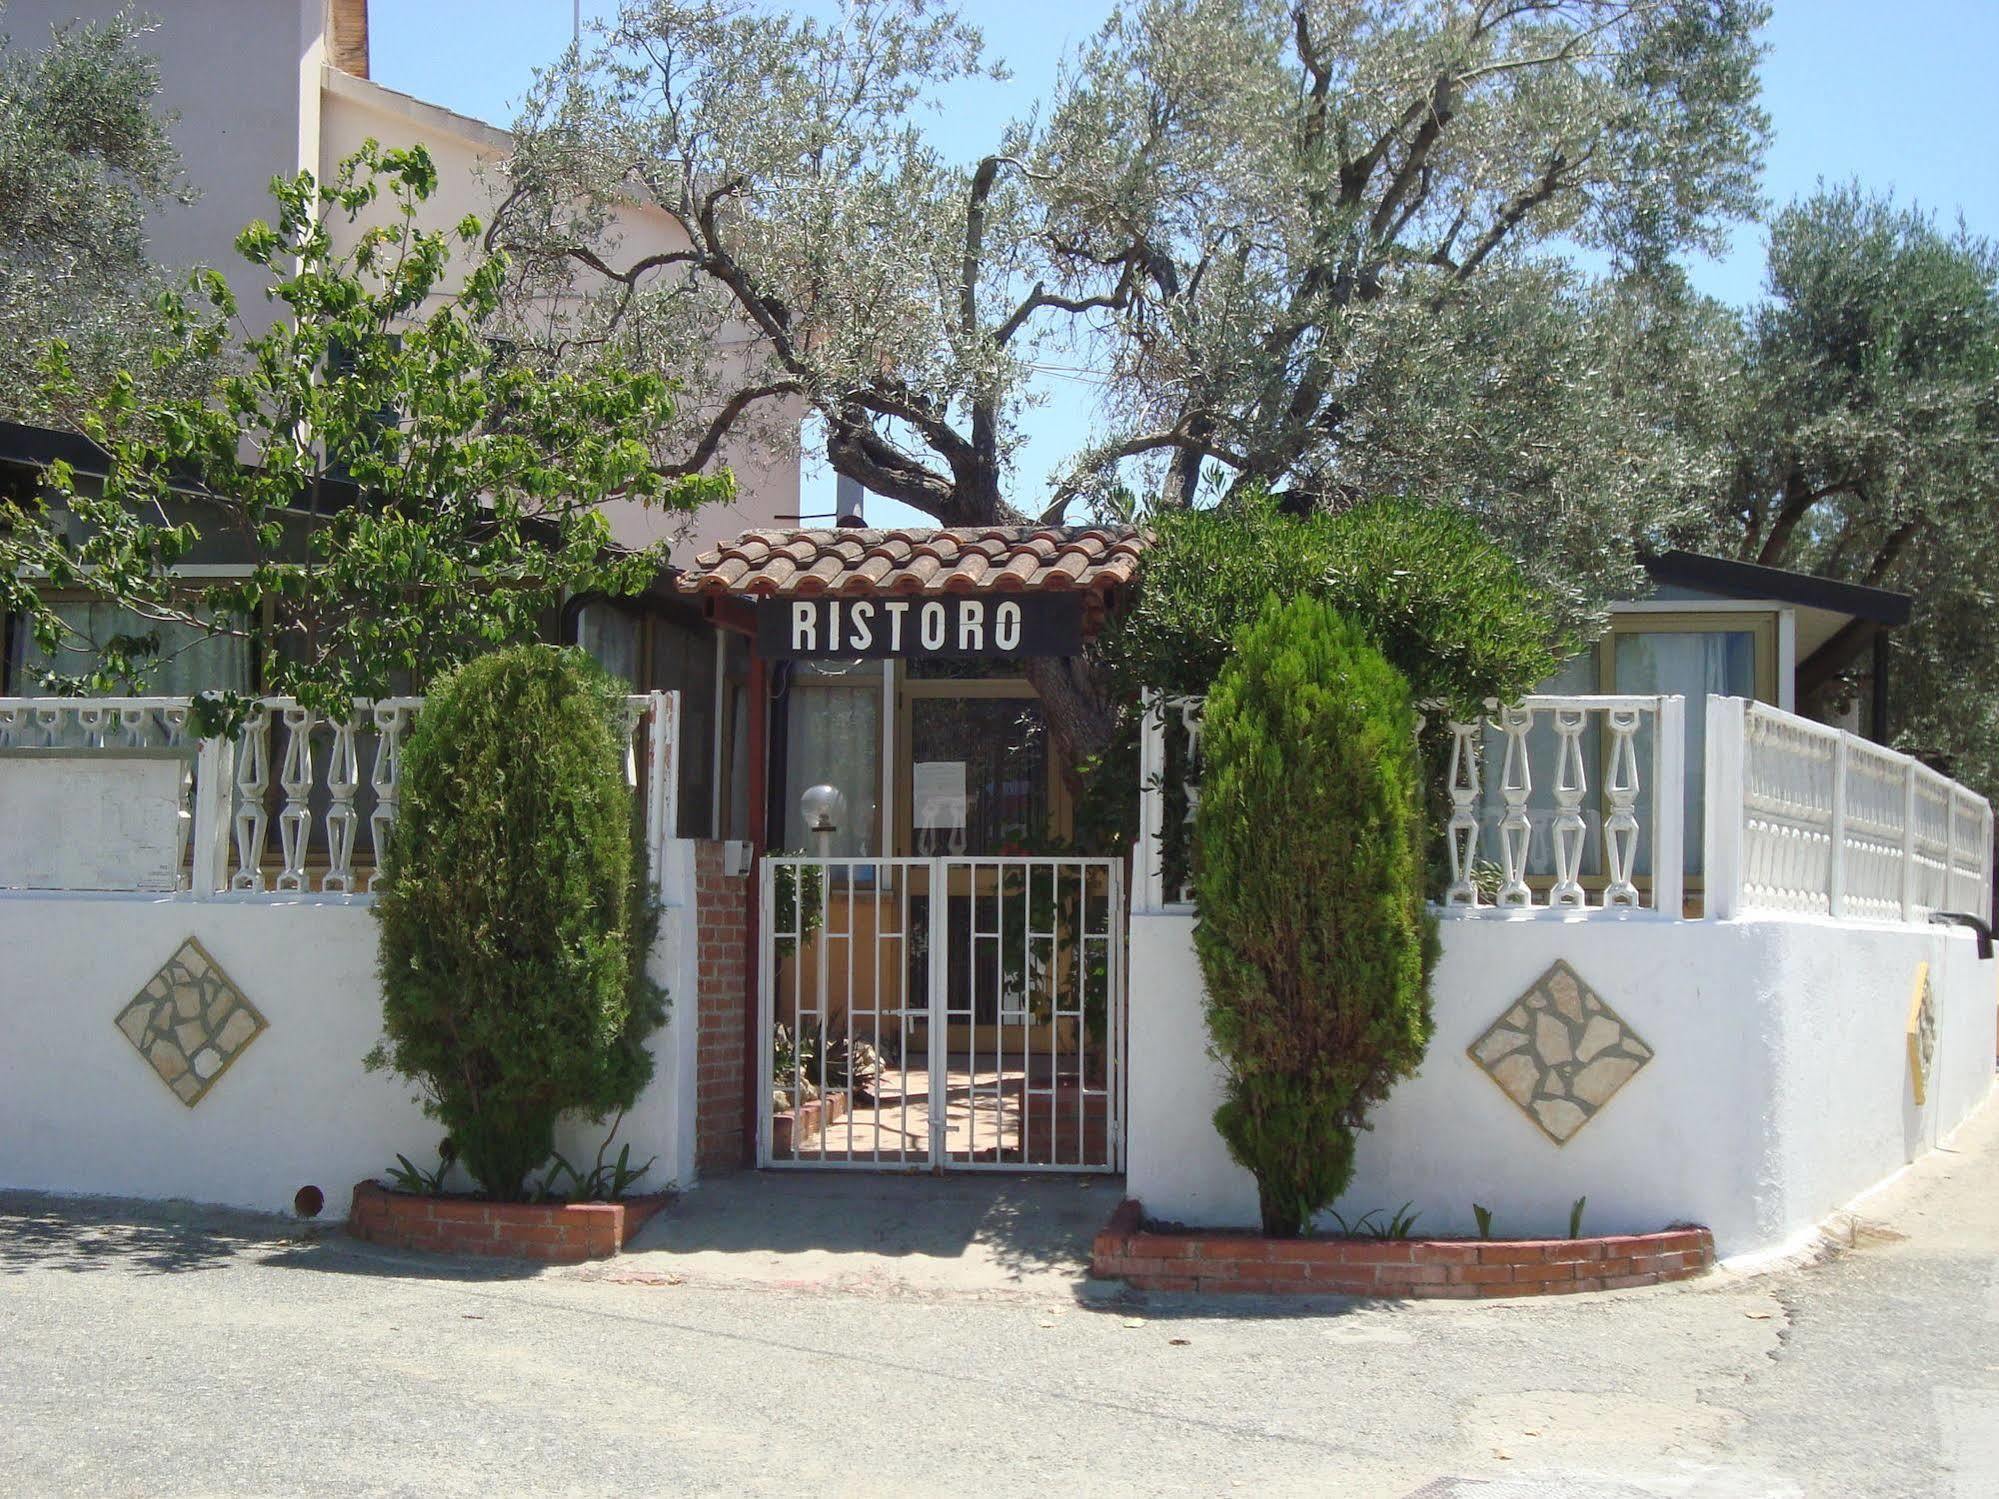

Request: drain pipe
left=1927, top=911, right=1994, bottom=960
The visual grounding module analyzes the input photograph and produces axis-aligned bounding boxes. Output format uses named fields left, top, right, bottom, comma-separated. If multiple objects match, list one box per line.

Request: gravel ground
left=3, top=1090, right=1995, bottom=1498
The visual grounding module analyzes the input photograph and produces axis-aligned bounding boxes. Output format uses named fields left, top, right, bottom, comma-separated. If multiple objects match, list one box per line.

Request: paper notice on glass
left=912, top=760, right=967, bottom=829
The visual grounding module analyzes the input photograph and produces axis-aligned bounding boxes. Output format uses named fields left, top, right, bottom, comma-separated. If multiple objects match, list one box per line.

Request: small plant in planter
left=368, top=645, right=666, bottom=1202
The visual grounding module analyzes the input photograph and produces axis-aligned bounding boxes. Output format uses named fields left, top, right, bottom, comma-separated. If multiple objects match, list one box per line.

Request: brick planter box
left=1093, top=1199, right=1713, bottom=1298
left=348, top=1180, right=669, bottom=1264
left=771, top=1088, right=849, bottom=1156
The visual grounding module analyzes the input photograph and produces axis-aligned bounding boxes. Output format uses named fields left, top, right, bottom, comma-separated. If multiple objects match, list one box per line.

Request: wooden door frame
left=893, top=674, right=1072, bottom=858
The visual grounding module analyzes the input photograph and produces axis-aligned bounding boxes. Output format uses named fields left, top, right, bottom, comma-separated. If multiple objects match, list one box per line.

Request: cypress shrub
left=370, top=645, right=665, bottom=1200
left=1193, top=595, right=1436, bottom=1236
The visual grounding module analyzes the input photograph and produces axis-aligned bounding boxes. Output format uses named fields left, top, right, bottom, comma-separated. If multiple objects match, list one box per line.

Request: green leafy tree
left=1702, top=186, right=1999, bottom=797
left=502, top=0, right=1768, bottom=761
left=369, top=645, right=665, bottom=1201
left=1, top=141, right=727, bottom=716
left=1194, top=594, right=1435, bottom=1236
left=1100, top=492, right=1567, bottom=714
left=0, top=7, right=206, bottom=423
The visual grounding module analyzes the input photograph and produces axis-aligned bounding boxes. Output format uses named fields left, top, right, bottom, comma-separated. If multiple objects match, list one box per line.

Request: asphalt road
left=3, top=1093, right=1996, bottom=1498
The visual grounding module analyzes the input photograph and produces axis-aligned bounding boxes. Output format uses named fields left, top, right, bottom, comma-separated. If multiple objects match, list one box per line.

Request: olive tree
left=1702, top=187, right=1999, bottom=798
left=0, top=8, right=208, bottom=423
left=501, top=0, right=1769, bottom=759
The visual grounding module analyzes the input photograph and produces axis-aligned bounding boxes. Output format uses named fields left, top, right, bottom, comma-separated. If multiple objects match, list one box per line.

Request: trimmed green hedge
left=370, top=646, right=665, bottom=1200
left=1193, top=595, right=1436, bottom=1236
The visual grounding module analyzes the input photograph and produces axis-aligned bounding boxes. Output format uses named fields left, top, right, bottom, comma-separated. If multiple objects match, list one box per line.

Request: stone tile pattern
left=114, top=937, right=266, bottom=1107
left=1467, top=960, right=1652, bottom=1145
left=1093, top=1200, right=1714, bottom=1298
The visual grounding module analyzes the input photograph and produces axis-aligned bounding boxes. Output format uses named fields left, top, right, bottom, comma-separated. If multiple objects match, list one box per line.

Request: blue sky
left=373, top=1, right=1999, bottom=521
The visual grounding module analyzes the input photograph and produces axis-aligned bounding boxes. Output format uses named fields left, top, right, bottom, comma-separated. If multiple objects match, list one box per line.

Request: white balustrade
left=1438, top=695, right=1683, bottom=914
left=1140, top=690, right=1687, bottom=917
left=1135, top=690, right=1206, bottom=912
left=1, top=692, right=676, bottom=899
left=1705, top=697, right=1994, bottom=924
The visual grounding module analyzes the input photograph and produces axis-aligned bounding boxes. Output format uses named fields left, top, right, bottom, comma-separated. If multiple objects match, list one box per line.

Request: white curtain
left=14, top=600, right=250, bottom=696
left=575, top=604, right=641, bottom=688
left=782, top=671, right=881, bottom=857
left=1614, top=630, right=1756, bottom=874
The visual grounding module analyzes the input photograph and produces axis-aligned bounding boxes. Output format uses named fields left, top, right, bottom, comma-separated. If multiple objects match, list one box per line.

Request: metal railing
left=1705, top=697, right=1994, bottom=923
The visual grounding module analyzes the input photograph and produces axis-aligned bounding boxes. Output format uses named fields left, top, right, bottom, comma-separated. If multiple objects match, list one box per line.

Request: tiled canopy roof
left=676, top=526, right=1146, bottom=598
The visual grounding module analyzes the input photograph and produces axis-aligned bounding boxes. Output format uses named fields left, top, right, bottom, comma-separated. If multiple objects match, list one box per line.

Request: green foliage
left=1325, top=1202, right=1423, bottom=1241
left=1701, top=186, right=1999, bottom=801
left=1473, top=1203, right=1495, bottom=1240
left=1569, top=1195, right=1589, bottom=1240
left=2, top=142, right=726, bottom=723
left=1194, top=595, right=1436, bottom=1237
left=369, top=646, right=666, bottom=1202
left=384, top=1150, right=449, bottom=1197
left=1101, top=492, right=1567, bottom=716
left=0, top=10, right=210, bottom=424
left=536, top=1119, right=659, bottom=1204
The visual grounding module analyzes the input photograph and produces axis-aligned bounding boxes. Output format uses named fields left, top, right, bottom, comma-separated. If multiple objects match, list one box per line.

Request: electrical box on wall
left=722, top=840, right=754, bottom=877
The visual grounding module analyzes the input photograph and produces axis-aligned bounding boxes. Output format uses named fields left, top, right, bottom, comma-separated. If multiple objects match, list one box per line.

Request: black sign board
left=757, top=592, right=1084, bottom=660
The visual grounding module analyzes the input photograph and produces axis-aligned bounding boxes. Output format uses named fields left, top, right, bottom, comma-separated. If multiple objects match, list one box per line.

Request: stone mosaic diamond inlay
left=1468, top=960, right=1652, bottom=1145
left=114, top=937, right=266, bottom=1107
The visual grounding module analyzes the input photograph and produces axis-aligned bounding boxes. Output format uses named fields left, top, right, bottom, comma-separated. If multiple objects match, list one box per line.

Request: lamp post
left=799, top=783, right=846, bottom=862
left=796, top=784, right=845, bottom=1092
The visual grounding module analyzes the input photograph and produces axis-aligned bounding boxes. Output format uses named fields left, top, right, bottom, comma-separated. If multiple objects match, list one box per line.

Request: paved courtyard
left=3, top=1092, right=1997, bottom=1497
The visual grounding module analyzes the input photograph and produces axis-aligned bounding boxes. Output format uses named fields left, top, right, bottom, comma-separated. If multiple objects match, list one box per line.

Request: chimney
left=327, top=0, right=370, bottom=79
left=835, top=474, right=866, bottom=527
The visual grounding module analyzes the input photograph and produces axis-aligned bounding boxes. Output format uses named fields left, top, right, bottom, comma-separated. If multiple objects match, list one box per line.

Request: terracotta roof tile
left=678, top=525, right=1148, bottom=600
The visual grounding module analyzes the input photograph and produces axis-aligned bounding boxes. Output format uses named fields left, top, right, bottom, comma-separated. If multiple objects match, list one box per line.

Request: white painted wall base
left=0, top=844, right=703, bottom=1219
left=1127, top=910, right=1996, bottom=1257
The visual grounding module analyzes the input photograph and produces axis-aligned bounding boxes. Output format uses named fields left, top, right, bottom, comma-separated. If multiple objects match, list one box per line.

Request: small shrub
left=1194, top=595, right=1436, bottom=1236
left=370, top=645, right=666, bottom=1201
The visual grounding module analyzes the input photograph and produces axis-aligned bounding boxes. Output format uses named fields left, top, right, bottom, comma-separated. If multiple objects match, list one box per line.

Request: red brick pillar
left=693, top=842, right=750, bottom=1171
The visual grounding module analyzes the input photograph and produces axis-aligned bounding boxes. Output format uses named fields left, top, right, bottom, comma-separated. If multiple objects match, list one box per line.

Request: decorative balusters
left=368, top=701, right=411, bottom=891
left=1444, top=721, right=1482, bottom=906
left=320, top=713, right=362, bottom=893
left=273, top=705, right=317, bottom=892
left=1174, top=696, right=1203, bottom=906
left=1602, top=708, right=1642, bottom=907
left=1493, top=704, right=1536, bottom=908
left=1549, top=706, right=1590, bottom=907
left=618, top=697, right=646, bottom=787
left=229, top=706, right=273, bottom=891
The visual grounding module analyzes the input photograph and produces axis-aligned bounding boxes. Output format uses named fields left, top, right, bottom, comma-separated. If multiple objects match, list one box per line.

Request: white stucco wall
left=0, top=850, right=703, bottom=1219
left=317, top=69, right=805, bottom=563
left=5, top=0, right=326, bottom=337
left=1127, top=910, right=1996, bottom=1257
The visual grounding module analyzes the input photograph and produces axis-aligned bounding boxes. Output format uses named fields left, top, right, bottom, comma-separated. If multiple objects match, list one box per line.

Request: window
left=1495, top=610, right=1779, bottom=886
left=575, top=603, right=641, bottom=688
left=7, top=597, right=250, bottom=696
left=780, top=660, right=884, bottom=857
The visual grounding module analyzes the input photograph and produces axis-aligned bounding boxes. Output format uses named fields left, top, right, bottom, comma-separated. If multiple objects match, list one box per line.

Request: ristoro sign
left=757, top=593, right=1083, bottom=660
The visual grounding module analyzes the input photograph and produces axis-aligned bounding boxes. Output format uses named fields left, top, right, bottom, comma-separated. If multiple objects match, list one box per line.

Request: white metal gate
left=758, top=855, right=1124, bottom=1172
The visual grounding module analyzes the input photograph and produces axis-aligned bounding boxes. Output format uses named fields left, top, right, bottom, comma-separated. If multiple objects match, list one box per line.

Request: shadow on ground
left=613, top=1169, right=1126, bottom=1297
left=0, top=1189, right=541, bottom=1284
